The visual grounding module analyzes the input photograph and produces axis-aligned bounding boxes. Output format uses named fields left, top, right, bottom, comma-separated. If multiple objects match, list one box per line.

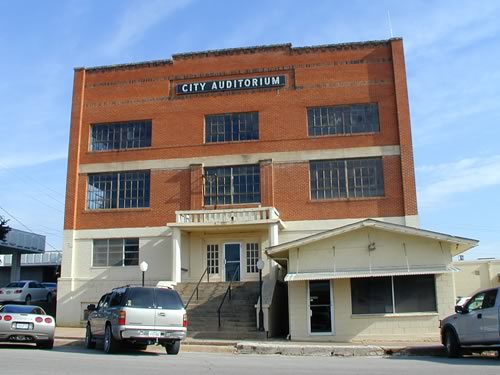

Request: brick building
left=58, top=38, right=477, bottom=341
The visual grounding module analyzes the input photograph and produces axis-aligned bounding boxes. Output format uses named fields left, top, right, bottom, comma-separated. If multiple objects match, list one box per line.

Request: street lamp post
left=140, top=261, right=149, bottom=287
left=256, top=259, right=265, bottom=332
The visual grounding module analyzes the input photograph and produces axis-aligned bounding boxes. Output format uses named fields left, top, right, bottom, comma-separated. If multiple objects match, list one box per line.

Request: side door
left=27, top=282, right=41, bottom=301
left=458, top=291, right=486, bottom=344
left=481, top=289, right=499, bottom=343
left=92, top=294, right=111, bottom=338
left=34, top=282, right=46, bottom=301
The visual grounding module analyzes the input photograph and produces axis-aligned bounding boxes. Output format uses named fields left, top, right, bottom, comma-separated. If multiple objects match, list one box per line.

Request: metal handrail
left=217, top=265, right=240, bottom=328
left=184, top=266, right=210, bottom=309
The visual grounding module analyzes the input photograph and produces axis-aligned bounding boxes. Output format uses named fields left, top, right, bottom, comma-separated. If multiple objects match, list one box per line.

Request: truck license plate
left=148, top=331, right=161, bottom=337
left=16, top=323, right=30, bottom=330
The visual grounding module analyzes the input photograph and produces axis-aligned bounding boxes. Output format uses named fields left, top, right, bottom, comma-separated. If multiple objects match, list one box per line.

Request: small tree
left=0, top=215, right=11, bottom=241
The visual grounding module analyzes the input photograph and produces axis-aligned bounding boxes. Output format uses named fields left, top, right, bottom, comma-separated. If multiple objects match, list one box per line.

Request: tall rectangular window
left=204, top=165, right=260, bottom=206
left=308, top=104, right=379, bottom=136
left=351, top=275, right=437, bottom=315
left=207, top=244, right=219, bottom=274
left=91, top=120, right=152, bottom=151
left=87, top=171, right=150, bottom=210
left=92, top=238, right=139, bottom=267
left=205, top=112, right=259, bottom=143
left=310, top=158, right=384, bottom=200
left=246, top=243, right=259, bottom=273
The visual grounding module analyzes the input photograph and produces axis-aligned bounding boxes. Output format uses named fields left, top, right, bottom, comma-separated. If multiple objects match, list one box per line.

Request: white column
left=268, top=223, right=279, bottom=247
left=10, top=252, right=21, bottom=282
left=172, top=228, right=182, bottom=283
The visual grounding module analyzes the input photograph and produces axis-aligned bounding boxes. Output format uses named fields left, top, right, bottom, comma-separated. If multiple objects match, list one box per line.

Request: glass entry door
left=224, top=243, right=241, bottom=281
left=309, top=280, right=333, bottom=333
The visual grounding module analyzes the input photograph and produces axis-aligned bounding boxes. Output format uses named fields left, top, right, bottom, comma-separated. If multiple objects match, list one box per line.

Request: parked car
left=440, top=287, right=500, bottom=357
left=41, top=282, right=57, bottom=296
left=0, top=280, right=53, bottom=304
left=85, top=286, right=187, bottom=355
left=0, top=304, right=55, bottom=349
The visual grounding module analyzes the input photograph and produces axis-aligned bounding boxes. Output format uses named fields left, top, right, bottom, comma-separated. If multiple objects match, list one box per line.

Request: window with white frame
left=207, top=244, right=219, bottom=274
left=350, top=275, right=437, bottom=314
left=310, top=157, right=384, bottom=200
left=307, top=103, right=379, bottom=136
left=246, top=243, right=259, bottom=273
left=92, top=239, right=139, bottom=267
left=87, top=171, right=150, bottom=209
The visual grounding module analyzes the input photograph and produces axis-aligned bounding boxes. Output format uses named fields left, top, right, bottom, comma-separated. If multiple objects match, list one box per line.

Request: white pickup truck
left=440, top=287, right=500, bottom=357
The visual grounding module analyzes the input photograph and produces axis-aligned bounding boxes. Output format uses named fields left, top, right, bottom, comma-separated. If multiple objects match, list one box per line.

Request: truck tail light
left=183, top=313, right=188, bottom=328
left=118, top=311, right=126, bottom=325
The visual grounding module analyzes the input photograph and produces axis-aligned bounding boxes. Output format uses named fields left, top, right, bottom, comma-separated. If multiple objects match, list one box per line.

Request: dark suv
left=85, top=286, right=187, bottom=355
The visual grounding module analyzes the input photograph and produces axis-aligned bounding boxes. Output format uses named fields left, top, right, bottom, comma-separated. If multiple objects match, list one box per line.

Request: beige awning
left=284, top=264, right=459, bottom=282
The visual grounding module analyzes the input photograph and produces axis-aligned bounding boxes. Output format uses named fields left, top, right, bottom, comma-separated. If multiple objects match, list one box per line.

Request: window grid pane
left=87, top=171, right=150, bottom=210
left=205, top=112, right=259, bottom=143
left=310, top=158, right=383, bottom=200
left=91, top=120, right=152, bottom=151
left=92, top=238, right=139, bottom=267
left=207, top=244, right=219, bottom=274
left=204, top=165, right=260, bottom=206
left=308, top=104, right=379, bottom=137
left=246, top=243, right=259, bottom=273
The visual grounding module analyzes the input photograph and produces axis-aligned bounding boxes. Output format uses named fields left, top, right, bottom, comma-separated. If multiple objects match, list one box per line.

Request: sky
left=0, top=0, right=499, bottom=260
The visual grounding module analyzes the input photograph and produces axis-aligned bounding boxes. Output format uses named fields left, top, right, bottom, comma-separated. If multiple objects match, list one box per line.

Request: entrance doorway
left=309, top=280, right=334, bottom=334
left=224, top=243, right=240, bottom=281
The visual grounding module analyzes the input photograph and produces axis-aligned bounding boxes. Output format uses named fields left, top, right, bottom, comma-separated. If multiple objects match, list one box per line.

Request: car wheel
left=85, top=324, right=96, bottom=349
left=104, top=325, right=119, bottom=354
left=25, top=295, right=31, bottom=305
left=165, top=340, right=180, bottom=355
left=46, top=293, right=53, bottom=303
left=444, top=329, right=461, bottom=358
left=37, top=339, right=54, bottom=350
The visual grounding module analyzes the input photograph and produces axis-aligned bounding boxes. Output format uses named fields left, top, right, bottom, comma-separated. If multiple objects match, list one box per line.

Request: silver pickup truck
left=85, top=286, right=187, bottom=355
left=440, top=287, right=500, bottom=357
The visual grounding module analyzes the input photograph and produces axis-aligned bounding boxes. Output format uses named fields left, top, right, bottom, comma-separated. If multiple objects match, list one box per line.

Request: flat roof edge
left=77, top=37, right=402, bottom=73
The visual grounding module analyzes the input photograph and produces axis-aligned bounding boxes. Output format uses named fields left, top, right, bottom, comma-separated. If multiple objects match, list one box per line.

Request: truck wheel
left=104, top=325, right=120, bottom=354
left=165, top=340, right=180, bottom=355
left=444, top=329, right=461, bottom=358
left=85, top=324, right=96, bottom=349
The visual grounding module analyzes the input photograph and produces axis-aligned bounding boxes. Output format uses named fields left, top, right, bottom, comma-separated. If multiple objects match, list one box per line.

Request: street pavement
left=0, top=343, right=498, bottom=375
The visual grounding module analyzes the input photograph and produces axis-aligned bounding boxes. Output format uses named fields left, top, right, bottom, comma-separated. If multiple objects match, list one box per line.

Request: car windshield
left=5, top=282, right=25, bottom=288
left=155, top=289, right=184, bottom=310
left=0, top=305, right=46, bottom=314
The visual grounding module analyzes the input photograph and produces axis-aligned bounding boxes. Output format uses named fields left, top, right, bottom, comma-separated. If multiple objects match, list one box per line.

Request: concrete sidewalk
left=54, top=327, right=445, bottom=357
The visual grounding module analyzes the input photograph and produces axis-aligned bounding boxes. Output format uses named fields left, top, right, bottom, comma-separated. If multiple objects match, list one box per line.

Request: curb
left=54, top=337, right=446, bottom=357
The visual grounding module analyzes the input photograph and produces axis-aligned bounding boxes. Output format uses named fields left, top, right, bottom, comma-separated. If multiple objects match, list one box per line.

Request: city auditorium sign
left=176, top=75, right=286, bottom=95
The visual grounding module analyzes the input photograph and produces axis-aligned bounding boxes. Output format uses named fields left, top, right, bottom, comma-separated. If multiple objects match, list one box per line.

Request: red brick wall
left=64, top=40, right=417, bottom=230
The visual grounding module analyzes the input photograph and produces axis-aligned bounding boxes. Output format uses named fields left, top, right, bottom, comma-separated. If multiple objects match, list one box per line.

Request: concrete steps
left=175, top=281, right=263, bottom=340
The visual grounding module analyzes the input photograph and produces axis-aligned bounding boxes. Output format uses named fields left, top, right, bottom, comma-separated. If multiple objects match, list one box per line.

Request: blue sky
left=0, top=0, right=499, bottom=259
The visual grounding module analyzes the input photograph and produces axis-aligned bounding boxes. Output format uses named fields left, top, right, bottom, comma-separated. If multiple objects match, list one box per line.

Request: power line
left=0, top=205, right=58, bottom=250
left=0, top=161, right=65, bottom=205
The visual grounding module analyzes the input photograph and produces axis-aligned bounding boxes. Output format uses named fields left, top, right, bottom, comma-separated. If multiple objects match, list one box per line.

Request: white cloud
left=417, top=155, right=500, bottom=209
left=102, top=0, right=192, bottom=57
